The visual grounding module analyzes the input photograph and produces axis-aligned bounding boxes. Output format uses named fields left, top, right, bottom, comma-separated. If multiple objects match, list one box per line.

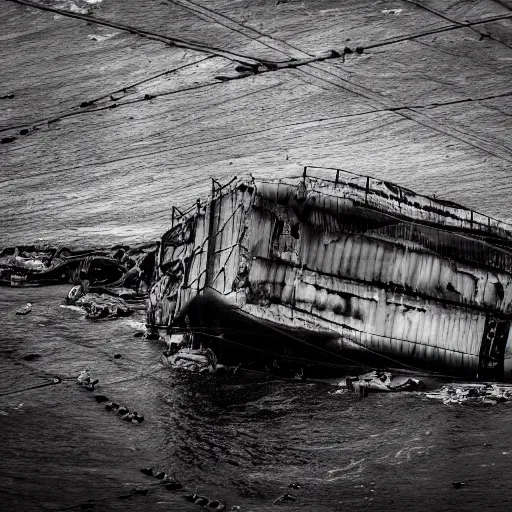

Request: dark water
left=1, top=286, right=512, bottom=511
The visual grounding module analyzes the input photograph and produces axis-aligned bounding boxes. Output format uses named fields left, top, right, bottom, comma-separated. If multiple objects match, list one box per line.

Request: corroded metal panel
left=148, top=173, right=512, bottom=377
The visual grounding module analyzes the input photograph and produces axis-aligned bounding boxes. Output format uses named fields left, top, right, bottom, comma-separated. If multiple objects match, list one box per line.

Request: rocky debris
left=425, top=384, right=512, bottom=405
left=344, top=371, right=426, bottom=394
left=140, top=467, right=183, bottom=490
left=15, top=303, right=32, bottom=315
left=185, top=493, right=225, bottom=510
left=164, top=348, right=225, bottom=374
left=140, top=470, right=224, bottom=508
left=0, top=243, right=157, bottom=291
left=77, top=370, right=99, bottom=391
left=1, top=136, right=16, bottom=144
left=79, top=293, right=133, bottom=319
left=103, top=401, right=144, bottom=424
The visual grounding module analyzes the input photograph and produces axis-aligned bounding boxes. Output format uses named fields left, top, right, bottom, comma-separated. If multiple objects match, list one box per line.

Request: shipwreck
left=148, top=167, right=512, bottom=381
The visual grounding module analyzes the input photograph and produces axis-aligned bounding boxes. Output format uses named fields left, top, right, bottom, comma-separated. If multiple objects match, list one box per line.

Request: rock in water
left=15, top=303, right=32, bottom=315
left=22, top=353, right=40, bottom=361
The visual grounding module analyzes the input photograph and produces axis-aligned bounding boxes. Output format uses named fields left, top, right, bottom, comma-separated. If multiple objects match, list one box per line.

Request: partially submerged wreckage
left=0, top=243, right=157, bottom=318
left=148, top=167, right=512, bottom=382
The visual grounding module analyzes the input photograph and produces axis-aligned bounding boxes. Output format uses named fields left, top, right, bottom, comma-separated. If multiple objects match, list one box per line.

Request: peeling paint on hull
left=148, top=169, right=512, bottom=380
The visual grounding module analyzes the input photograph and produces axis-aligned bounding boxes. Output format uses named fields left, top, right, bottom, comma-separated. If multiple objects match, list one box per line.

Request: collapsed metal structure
left=148, top=167, right=512, bottom=380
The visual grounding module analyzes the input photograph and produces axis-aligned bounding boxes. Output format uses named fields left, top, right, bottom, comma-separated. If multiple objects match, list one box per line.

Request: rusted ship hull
left=148, top=168, right=512, bottom=380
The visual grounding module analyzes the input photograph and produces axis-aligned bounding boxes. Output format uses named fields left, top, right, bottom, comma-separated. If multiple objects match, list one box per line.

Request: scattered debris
left=0, top=243, right=157, bottom=293
left=425, top=384, right=512, bottom=405
left=206, top=500, right=225, bottom=510
left=68, top=287, right=134, bottom=319
left=77, top=370, right=99, bottom=390
left=141, top=470, right=224, bottom=508
left=144, top=94, right=155, bottom=100
left=102, top=400, right=144, bottom=423
left=15, top=303, right=32, bottom=315
left=105, top=401, right=118, bottom=411
left=184, top=493, right=225, bottom=509
left=344, top=371, right=426, bottom=394
left=117, top=405, right=129, bottom=415
left=164, top=348, right=225, bottom=374
left=80, top=100, right=94, bottom=108
left=288, top=482, right=301, bottom=489
left=140, top=467, right=184, bottom=490
left=452, top=481, right=466, bottom=489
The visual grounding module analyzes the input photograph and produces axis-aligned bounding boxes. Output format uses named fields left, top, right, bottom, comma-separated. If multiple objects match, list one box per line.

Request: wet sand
left=1, top=285, right=512, bottom=511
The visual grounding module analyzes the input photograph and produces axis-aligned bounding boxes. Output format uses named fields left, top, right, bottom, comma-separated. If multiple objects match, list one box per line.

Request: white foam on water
left=53, top=0, right=104, bottom=15
left=87, top=33, right=118, bottom=42
left=124, top=319, right=147, bottom=331
left=59, top=304, right=85, bottom=314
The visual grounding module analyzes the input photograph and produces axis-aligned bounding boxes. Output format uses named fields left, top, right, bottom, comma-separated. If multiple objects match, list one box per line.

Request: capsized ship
left=148, top=167, right=512, bottom=381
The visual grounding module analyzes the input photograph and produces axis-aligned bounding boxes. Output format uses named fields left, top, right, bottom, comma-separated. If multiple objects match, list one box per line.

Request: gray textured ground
left=1, top=0, right=511, bottom=247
